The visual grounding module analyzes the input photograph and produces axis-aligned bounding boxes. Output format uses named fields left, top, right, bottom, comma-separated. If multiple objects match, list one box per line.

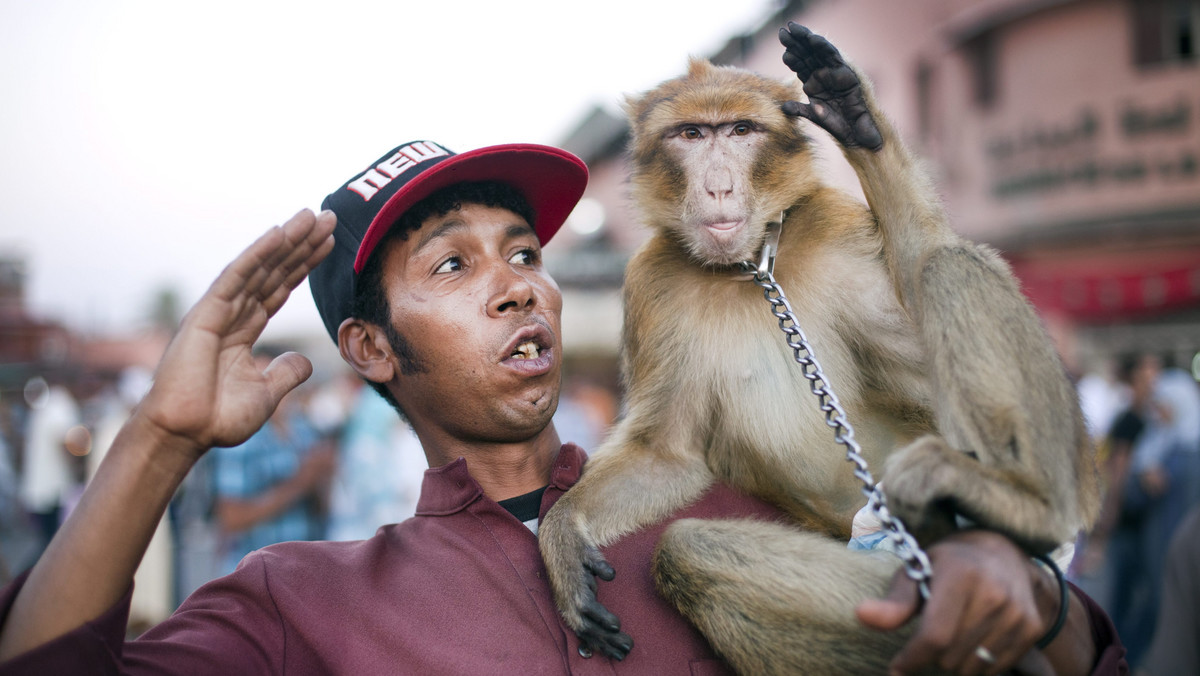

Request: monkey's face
left=627, top=59, right=816, bottom=267
left=658, top=119, right=771, bottom=265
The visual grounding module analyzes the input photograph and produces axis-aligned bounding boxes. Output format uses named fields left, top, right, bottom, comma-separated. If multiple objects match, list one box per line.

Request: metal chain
left=738, top=257, right=933, bottom=600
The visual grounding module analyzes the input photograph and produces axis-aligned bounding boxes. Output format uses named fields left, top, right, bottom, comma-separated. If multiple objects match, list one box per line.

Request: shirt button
left=578, top=646, right=593, bottom=659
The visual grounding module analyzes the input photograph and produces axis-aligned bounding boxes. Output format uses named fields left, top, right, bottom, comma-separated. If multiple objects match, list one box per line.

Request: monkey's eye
left=731, top=122, right=752, bottom=136
left=680, top=126, right=703, bottom=140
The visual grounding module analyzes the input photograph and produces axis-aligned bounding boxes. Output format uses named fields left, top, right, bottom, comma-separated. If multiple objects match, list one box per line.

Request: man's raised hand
left=136, top=209, right=336, bottom=458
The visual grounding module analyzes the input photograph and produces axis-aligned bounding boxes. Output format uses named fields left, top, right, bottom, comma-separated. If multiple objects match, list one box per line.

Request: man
left=0, top=140, right=1125, bottom=674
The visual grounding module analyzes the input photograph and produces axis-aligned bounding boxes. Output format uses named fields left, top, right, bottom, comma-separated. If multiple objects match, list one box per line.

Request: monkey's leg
left=654, top=518, right=907, bottom=675
left=854, top=180, right=1095, bottom=550
left=539, top=433, right=714, bottom=659
left=875, top=243, right=1094, bottom=552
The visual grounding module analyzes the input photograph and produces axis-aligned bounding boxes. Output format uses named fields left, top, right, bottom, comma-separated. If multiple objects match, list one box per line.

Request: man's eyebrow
left=506, top=222, right=537, bottom=240
left=412, top=219, right=468, bottom=256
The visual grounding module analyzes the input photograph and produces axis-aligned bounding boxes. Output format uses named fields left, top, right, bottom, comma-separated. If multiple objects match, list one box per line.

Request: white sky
left=0, top=0, right=772, bottom=338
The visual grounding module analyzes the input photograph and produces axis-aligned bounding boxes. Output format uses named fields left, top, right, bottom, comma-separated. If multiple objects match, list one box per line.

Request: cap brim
left=353, top=143, right=588, bottom=273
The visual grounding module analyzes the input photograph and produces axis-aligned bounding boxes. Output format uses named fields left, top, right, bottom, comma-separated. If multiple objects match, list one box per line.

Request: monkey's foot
left=778, top=22, right=883, bottom=151
left=881, top=436, right=974, bottom=544
left=882, top=435, right=1067, bottom=552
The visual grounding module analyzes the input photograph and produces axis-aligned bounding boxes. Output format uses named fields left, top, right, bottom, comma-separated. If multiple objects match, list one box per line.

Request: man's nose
left=487, top=266, right=536, bottom=316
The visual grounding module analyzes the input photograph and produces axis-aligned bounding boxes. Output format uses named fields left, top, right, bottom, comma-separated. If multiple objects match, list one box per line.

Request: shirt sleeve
left=0, top=570, right=131, bottom=675
left=0, top=552, right=286, bottom=675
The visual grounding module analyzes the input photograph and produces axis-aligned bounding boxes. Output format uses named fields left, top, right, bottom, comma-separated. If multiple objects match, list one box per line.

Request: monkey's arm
left=540, top=428, right=713, bottom=659
left=779, top=22, right=1099, bottom=552
left=540, top=257, right=720, bottom=659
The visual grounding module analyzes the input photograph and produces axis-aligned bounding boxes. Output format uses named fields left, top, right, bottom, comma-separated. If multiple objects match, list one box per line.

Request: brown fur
left=539, top=52, right=1100, bottom=674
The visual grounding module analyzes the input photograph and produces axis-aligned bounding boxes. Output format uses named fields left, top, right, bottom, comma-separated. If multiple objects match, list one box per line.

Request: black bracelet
left=1034, top=553, right=1069, bottom=650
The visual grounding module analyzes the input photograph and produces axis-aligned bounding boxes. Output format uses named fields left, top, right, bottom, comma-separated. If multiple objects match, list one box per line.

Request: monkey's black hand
left=542, top=508, right=635, bottom=661
left=778, top=22, right=883, bottom=151
left=574, top=547, right=634, bottom=660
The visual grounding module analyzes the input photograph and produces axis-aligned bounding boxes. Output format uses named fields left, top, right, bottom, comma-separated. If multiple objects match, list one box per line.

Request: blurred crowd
left=0, top=353, right=617, bottom=637
left=1073, top=351, right=1200, bottom=672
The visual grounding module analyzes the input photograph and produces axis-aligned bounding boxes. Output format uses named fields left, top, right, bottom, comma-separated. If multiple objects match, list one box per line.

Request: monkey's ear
left=686, top=57, right=715, bottom=78
left=621, top=92, right=642, bottom=116
left=337, top=317, right=396, bottom=386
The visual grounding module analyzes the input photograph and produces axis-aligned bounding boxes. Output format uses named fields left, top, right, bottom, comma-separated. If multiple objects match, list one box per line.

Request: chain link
left=739, top=261, right=933, bottom=600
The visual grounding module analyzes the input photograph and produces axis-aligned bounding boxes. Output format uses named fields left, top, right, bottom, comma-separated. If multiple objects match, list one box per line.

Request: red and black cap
left=309, top=140, right=589, bottom=342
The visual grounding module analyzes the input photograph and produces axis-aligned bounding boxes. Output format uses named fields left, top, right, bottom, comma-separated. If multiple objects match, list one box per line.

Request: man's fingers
left=264, top=213, right=336, bottom=315
left=197, top=209, right=335, bottom=332
left=856, top=570, right=920, bottom=631
left=887, top=578, right=972, bottom=674
left=262, top=352, right=314, bottom=405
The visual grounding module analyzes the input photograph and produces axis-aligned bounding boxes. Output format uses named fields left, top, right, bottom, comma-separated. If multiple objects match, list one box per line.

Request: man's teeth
left=512, top=341, right=541, bottom=360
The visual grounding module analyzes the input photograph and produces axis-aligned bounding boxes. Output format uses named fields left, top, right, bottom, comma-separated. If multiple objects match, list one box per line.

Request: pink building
left=554, top=0, right=1200, bottom=379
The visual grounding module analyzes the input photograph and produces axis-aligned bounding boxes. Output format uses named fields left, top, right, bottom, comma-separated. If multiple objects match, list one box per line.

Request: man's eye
left=434, top=257, right=463, bottom=274
left=509, top=249, right=538, bottom=265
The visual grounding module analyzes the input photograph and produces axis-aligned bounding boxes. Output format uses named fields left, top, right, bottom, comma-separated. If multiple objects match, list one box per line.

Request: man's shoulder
left=255, top=529, right=395, bottom=567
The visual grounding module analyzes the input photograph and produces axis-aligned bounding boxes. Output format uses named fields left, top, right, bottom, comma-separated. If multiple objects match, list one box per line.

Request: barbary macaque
left=539, top=24, right=1100, bottom=673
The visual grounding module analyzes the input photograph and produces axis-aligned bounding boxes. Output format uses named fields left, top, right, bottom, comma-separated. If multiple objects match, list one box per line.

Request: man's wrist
left=1032, top=553, right=1069, bottom=649
left=117, top=411, right=206, bottom=482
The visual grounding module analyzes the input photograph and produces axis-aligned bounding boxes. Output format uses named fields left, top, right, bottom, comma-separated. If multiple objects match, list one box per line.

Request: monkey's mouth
left=705, top=220, right=743, bottom=232
left=703, top=220, right=747, bottom=252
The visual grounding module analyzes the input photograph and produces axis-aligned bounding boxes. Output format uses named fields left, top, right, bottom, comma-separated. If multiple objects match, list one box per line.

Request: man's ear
left=337, top=318, right=396, bottom=385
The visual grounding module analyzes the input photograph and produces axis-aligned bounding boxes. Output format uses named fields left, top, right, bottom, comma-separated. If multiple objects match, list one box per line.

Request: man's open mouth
left=510, top=340, right=542, bottom=360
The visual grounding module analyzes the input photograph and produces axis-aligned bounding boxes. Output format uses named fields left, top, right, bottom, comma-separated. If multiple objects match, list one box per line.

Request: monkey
left=538, top=23, right=1101, bottom=674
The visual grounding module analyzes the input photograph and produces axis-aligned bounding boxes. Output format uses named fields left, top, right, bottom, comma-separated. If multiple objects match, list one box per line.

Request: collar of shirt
left=413, top=443, right=586, bottom=517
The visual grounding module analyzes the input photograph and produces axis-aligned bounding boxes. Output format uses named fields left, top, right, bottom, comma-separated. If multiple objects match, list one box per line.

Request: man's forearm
left=0, top=414, right=197, bottom=661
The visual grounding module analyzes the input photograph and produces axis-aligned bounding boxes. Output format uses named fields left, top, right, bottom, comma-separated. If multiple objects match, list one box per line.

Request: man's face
left=379, top=203, right=564, bottom=445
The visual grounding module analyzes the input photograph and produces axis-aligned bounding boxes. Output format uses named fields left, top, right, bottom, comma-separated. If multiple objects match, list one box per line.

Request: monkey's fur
left=539, top=25, right=1100, bottom=674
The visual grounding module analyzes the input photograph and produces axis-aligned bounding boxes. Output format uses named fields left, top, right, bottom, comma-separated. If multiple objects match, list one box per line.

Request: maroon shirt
left=0, top=444, right=1126, bottom=674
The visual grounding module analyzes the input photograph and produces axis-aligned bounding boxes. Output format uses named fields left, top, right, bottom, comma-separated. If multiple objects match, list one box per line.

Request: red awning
left=1008, top=248, right=1200, bottom=322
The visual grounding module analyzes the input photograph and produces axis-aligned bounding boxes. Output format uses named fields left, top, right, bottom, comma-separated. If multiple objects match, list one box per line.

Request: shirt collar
left=414, top=443, right=586, bottom=516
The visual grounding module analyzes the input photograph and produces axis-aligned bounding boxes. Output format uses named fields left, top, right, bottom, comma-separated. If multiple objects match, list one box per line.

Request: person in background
left=17, top=377, right=78, bottom=557
left=212, top=350, right=336, bottom=574
left=326, top=380, right=425, bottom=540
left=1092, top=352, right=1160, bottom=665
left=1139, top=503, right=1200, bottom=675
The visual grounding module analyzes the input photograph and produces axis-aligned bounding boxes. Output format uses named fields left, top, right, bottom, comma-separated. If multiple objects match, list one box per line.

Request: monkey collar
left=757, top=212, right=785, bottom=277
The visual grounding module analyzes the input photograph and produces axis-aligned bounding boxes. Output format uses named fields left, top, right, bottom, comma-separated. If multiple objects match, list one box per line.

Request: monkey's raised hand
left=779, top=22, right=884, bottom=152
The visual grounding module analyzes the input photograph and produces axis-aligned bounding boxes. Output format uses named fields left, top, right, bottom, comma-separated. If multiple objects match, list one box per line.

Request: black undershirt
left=497, top=486, right=547, bottom=524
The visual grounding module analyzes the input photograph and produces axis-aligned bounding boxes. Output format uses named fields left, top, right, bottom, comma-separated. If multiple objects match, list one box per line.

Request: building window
left=1132, top=0, right=1200, bottom=66
left=915, top=59, right=934, bottom=142
left=965, top=31, right=997, bottom=109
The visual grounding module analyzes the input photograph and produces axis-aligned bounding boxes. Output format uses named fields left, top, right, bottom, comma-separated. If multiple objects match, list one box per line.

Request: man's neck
left=418, top=425, right=562, bottom=503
